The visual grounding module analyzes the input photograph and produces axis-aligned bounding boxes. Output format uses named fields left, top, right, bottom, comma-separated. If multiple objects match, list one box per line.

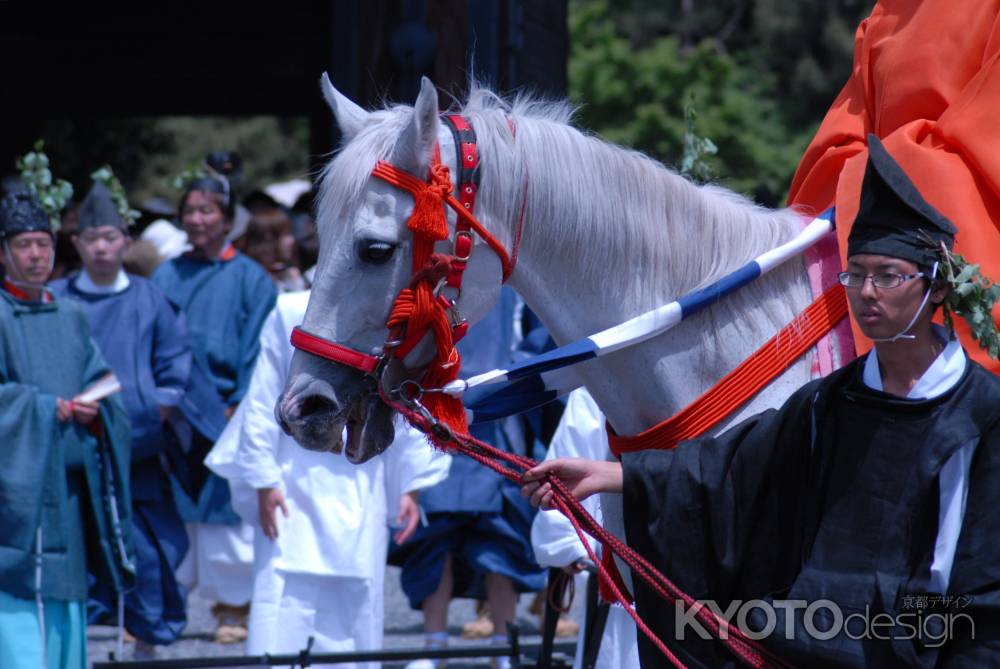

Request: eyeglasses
left=837, top=271, right=925, bottom=289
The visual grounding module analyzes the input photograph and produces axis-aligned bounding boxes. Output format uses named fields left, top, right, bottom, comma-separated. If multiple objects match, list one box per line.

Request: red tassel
left=407, top=163, right=452, bottom=242
left=383, top=149, right=470, bottom=434
left=422, top=348, right=468, bottom=435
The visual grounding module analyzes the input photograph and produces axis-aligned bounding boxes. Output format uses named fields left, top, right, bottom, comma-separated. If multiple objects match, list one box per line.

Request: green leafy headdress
left=935, top=242, right=1000, bottom=359
left=80, top=166, right=140, bottom=230
left=14, top=140, right=73, bottom=232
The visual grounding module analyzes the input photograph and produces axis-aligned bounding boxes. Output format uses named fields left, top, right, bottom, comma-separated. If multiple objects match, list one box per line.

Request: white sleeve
left=204, top=398, right=246, bottom=479
left=383, top=417, right=452, bottom=516
left=930, top=436, right=978, bottom=593
left=206, top=304, right=287, bottom=493
left=237, top=305, right=289, bottom=491
left=531, top=389, right=608, bottom=568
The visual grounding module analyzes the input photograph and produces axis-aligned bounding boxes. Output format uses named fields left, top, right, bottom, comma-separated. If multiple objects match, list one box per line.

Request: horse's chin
left=284, top=410, right=347, bottom=455
left=344, top=397, right=395, bottom=464
left=281, top=392, right=395, bottom=463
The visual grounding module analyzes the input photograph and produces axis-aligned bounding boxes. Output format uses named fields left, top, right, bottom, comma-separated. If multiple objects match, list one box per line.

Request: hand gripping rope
left=383, top=383, right=796, bottom=669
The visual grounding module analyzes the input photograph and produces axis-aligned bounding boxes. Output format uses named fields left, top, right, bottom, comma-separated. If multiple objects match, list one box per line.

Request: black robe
left=622, top=356, right=1000, bottom=668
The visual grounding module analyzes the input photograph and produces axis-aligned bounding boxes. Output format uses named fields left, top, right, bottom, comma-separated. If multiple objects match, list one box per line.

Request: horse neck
left=499, top=121, right=815, bottom=435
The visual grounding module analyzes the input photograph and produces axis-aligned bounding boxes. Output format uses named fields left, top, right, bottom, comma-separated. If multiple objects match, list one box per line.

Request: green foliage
left=90, top=165, right=141, bottom=227
left=15, top=140, right=73, bottom=231
left=34, top=116, right=309, bottom=211
left=680, top=99, right=717, bottom=183
left=568, top=0, right=873, bottom=205
left=940, top=249, right=1000, bottom=359
left=134, top=116, right=310, bottom=204
left=170, top=162, right=212, bottom=192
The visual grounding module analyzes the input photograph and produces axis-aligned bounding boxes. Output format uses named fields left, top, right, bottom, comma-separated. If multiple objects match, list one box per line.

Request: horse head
left=276, top=74, right=505, bottom=463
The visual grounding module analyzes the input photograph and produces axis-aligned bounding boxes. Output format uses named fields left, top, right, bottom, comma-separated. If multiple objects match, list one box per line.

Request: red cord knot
left=409, top=253, right=452, bottom=288
left=408, top=161, right=452, bottom=241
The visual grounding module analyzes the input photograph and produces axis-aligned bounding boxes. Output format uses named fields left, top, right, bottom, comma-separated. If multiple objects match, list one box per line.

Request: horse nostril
left=298, top=394, right=337, bottom=418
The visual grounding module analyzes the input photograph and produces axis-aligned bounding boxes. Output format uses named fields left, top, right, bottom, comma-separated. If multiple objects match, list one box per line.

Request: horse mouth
left=343, top=394, right=396, bottom=463
left=280, top=391, right=396, bottom=463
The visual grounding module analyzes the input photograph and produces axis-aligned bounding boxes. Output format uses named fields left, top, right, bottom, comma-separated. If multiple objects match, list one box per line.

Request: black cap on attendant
left=78, top=182, right=127, bottom=231
left=0, top=191, right=52, bottom=240
left=847, top=135, right=957, bottom=269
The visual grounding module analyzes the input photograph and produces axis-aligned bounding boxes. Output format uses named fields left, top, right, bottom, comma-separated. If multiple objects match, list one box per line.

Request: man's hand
left=394, top=491, right=421, bottom=544
left=56, top=398, right=73, bottom=423
left=225, top=404, right=237, bottom=421
left=70, top=399, right=99, bottom=425
left=58, top=398, right=99, bottom=425
left=257, top=487, right=289, bottom=541
left=521, top=458, right=623, bottom=509
left=562, top=558, right=595, bottom=576
left=159, top=405, right=171, bottom=423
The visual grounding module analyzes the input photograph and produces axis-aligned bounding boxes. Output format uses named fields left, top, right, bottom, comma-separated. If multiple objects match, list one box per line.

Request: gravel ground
left=87, top=566, right=582, bottom=668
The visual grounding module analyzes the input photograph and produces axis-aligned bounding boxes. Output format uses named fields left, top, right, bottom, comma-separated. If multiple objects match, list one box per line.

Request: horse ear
left=320, top=72, right=367, bottom=141
left=393, top=77, right=440, bottom=174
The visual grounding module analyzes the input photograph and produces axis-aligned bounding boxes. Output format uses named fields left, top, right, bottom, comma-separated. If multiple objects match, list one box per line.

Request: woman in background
left=236, top=207, right=306, bottom=292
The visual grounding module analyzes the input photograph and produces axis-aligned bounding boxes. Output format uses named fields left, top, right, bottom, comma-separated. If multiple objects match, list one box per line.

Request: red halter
left=290, top=114, right=521, bottom=429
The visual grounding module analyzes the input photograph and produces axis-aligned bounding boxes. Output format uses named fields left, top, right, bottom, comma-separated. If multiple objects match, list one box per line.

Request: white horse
left=276, top=75, right=845, bottom=467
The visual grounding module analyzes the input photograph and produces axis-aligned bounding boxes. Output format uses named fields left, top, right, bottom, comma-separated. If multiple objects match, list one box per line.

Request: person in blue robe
left=152, top=171, right=276, bottom=640
left=0, top=191, right=134, bottom=669
left=388, top=286, right=548, bottom=667
left=50, top=179, right=192, bottom=655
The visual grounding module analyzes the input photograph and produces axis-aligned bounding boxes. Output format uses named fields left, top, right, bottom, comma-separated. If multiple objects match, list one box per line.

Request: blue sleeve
left=149, top=286, right=192, bottom=407
left=150, top=263, right=177, bottom=307
left=150, top=263, right=166, bottom=290
left=0, top=374, right=59, bottom=572
left=230, top=266, right=277, bottom=406
left=64, top=312, right=119, bottom=470
left=515, top=305, right=556, bottom=359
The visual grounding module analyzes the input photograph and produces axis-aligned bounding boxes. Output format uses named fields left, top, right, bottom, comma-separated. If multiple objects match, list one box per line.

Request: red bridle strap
left=290, top=326, right=379, bottom=375
left=291, top=114, right=520, bottom=435
left=370, top=160, right=515, bottom=282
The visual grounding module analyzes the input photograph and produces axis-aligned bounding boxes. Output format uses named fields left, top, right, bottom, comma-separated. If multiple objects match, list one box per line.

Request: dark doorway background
left=0, top=1, right=567, bottom=192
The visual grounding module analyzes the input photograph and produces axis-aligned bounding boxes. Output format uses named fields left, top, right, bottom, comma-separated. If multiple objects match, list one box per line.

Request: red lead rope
left=383, top=388, right=796, bottom=669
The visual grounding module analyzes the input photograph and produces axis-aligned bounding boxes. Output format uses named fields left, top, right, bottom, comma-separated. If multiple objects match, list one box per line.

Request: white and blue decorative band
left=448, top=209, right=835, bottom=424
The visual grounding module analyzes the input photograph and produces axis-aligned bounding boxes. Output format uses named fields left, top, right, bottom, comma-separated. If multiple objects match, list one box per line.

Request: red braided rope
left=383, top=389, right=796, bottom=669
left=372, top=159, right=515, bottom=281
left=549, top=495, right=685, bottom=667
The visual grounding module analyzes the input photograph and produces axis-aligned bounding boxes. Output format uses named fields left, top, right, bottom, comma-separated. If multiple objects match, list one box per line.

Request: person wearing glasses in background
left=522, top=136, right=1000, bottom=667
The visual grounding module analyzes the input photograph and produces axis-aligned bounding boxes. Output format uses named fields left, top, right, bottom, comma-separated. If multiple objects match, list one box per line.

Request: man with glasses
left=522, top=137, right=1000, bottom=666
left=0, top=190, right=134, bottom=669
left=50, top=178, right=196, bottom=659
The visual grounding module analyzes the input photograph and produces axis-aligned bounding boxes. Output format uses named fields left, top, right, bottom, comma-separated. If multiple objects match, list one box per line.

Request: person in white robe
left=530, top=389, right=638, bottom=669
left=207, top=290, right=451, bottom=668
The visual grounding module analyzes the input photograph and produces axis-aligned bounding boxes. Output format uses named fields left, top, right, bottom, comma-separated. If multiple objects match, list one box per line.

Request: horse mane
left=317, top=83, right=808, bottom=335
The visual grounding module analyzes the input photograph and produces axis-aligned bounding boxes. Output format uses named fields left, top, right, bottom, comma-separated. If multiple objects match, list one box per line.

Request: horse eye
left=357, top=239, right=396, bottom=265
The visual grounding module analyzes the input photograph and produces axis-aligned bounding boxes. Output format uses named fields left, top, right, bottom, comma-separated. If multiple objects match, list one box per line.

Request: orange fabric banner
left=788, top=0, right=1000, bottom=374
